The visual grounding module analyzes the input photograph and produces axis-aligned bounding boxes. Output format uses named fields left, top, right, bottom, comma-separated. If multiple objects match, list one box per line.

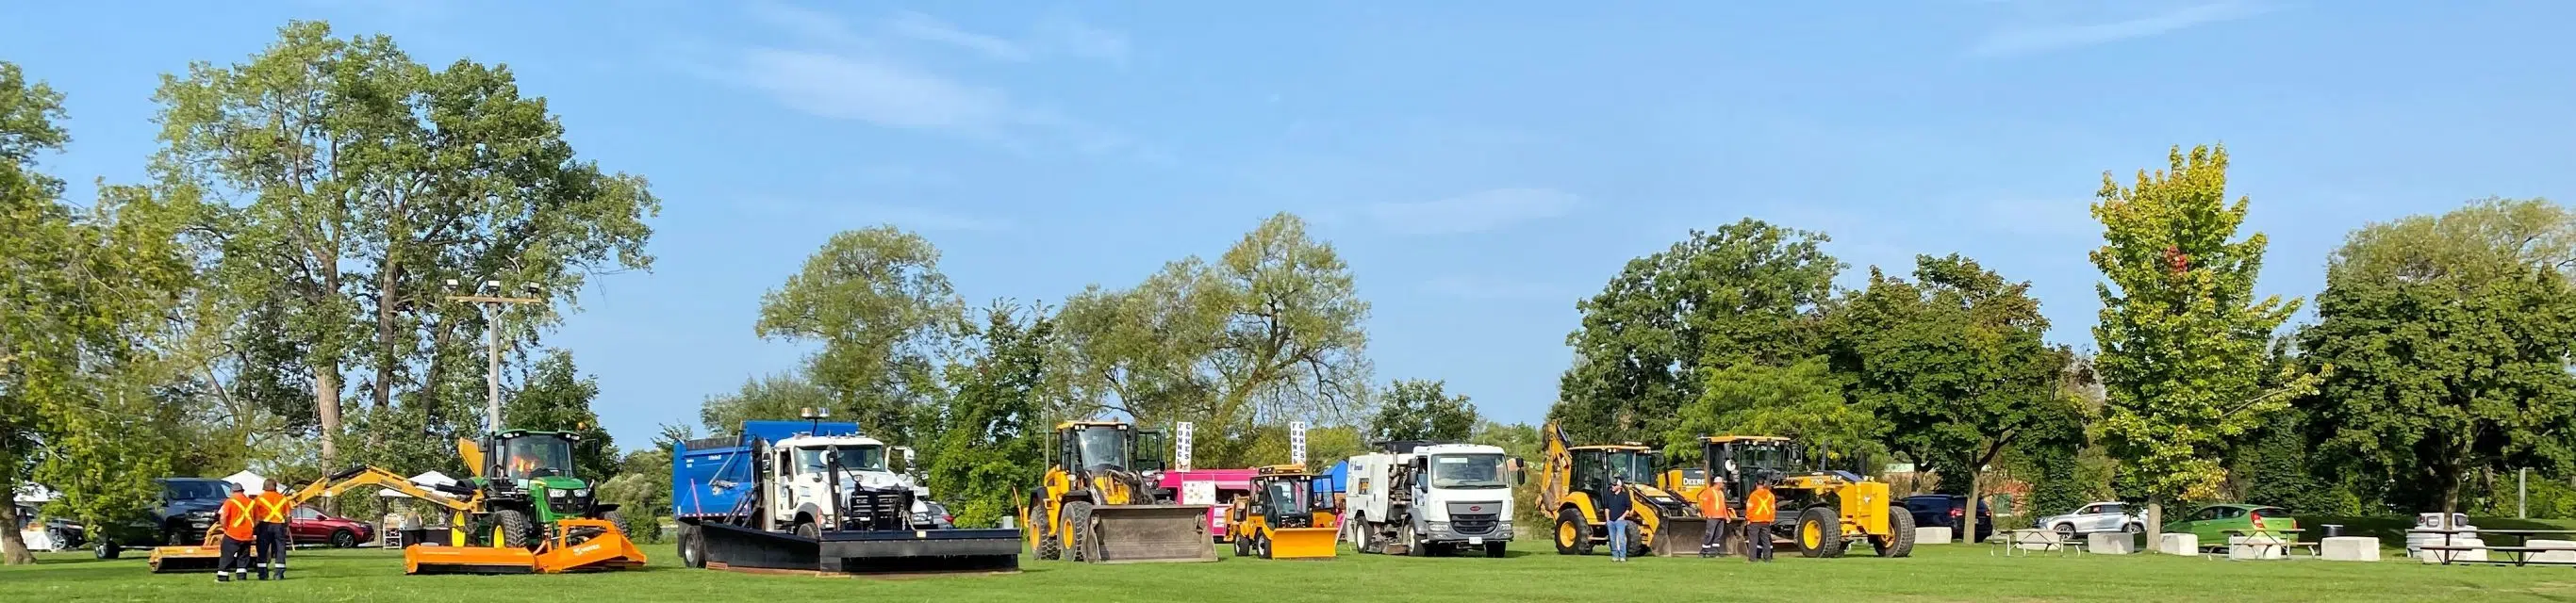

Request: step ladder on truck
left=670, top=410, right=1021, bottom=575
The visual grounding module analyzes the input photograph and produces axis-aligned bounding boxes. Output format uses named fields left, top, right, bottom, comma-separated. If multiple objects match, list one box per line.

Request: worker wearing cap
left=1743, top=479, right=1777, bottom=562
left=253, top=479, right=291, bottom=579
left=1696, top=478, right=1730, bottom=557
left=216, top=482, right=256, bottom=582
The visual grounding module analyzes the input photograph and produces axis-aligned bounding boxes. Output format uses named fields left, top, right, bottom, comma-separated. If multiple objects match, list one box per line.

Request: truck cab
left=1346, top=442, right=1517, bottom=557
left=761, top=433, right=933, bottom=533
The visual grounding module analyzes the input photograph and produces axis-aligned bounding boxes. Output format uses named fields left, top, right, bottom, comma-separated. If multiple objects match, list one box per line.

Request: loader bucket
left=534, top=519, right=648, bottom=573
left=146, top=545, right=223, bottom=573
left=1085, top=504, right=1216, bottom=563
left=1649, top=518, right=1712, bottom=557
left=404, top=544, right=537, bottom=575
left=1263, top=527, right=1339, bottom=559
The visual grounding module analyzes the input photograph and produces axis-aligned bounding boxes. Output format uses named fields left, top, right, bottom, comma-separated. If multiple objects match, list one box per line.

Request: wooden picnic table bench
left=1990, top=529, right=2085, bottom=557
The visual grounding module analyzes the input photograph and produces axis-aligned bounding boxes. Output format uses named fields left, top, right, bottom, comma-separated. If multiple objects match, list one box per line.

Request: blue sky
left=7, top=1, right=2571, bottom=450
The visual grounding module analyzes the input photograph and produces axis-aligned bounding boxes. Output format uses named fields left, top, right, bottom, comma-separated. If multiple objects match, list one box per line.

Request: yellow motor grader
left=1695, top=435, right=1913, bottom=558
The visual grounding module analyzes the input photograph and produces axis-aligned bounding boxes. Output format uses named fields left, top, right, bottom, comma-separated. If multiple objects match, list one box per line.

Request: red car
left=288, top=506, right=374, bottom=547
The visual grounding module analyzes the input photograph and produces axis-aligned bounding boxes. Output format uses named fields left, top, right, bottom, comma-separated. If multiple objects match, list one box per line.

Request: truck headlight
left=1427, top=521, right=1449, bottom=532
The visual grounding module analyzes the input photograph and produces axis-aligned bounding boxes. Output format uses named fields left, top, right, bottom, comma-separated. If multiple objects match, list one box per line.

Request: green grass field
left=4, top=536, right=2569, bottom=602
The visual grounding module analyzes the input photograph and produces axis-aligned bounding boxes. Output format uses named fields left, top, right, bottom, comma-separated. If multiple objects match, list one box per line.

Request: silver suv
left=2035, top=501, right=2143, bottom=537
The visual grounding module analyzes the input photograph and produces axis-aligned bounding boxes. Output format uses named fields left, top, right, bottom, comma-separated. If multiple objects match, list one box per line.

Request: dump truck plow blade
left=1087, top=504, right=1215, bottom=563
left=146, top=545, right=223, bottom=573
left=1649, top=518, right=1711, bottom=557
left=1265, top=527, right=1339, bottom=559
left=405, top=545, right=537, bottom=575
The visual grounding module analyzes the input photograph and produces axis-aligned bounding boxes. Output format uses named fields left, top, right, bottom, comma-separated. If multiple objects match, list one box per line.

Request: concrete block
left=2157, top=533, right=2199, bottom=555
left=1916, top=527, right=1953, bottom=544
left=2320, top=536, right=2379, bottom=562
left=2089, top=531, right=2137, bottom=554
left=2528, top=539, right=2576, bottom=563
left=2415, top=537, right=2485, bottom=564
left=2229, top=534, right=2287, bottom=560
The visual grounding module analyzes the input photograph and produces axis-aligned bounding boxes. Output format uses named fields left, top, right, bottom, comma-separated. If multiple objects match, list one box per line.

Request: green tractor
left=459, top=429, right=629, bottom=547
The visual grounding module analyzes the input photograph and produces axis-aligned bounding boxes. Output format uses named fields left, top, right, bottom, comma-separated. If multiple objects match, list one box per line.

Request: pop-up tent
left=223, top=470, right=266, bottom=493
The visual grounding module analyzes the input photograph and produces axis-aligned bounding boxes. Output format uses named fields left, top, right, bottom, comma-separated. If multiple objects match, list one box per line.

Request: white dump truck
left=1344, top=440, right=1519, bottom=557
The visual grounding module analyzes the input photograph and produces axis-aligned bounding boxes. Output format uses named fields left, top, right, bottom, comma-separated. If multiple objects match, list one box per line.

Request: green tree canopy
left=1367, top=379, right=1480, bottom=443
left=504, top=350, right=617, bottom=481
left=2089, top=144, right=2317, bottom=505
left=1664, top=358, right=1880, bottom=465
left=1552, top=219, right=1841, bottom=445
left=2299, top=198, right=2576, bottom=513
left=755, top=225, right=964, bottom=446
left=926, top=303, right=1058, bottom=526
left=1827, top=254, right=2076, bottom=485
left=698, top=372, right=835, bottom=433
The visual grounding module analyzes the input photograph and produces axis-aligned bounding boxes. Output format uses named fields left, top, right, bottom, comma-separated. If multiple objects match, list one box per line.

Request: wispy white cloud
left=1368, top=187, right=1582, bottom=236
left=741, top=49, right=1016, bottom=133
left=739, top=197, right=1010, bottom=232
left=1970, top=2, right=2271, bottom=57
left=1420, top=275, right=1567, bottom=302
left=1036, top=17, right=1132, bottom=65
left=887, top=11, right=1032, bottom=61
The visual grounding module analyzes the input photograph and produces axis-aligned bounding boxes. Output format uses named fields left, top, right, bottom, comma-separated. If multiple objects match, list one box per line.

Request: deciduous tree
left=1367, top=379, right=1480, bottom=443
left=755, top=225, right=963, bottom=446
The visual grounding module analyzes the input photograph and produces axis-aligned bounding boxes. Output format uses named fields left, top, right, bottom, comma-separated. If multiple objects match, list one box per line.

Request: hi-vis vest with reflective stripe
left=221, top=496, right=257, bottom=540
left=255, top=492, right=289, bottom=524
left=1744, top=487, right=1776, bottom=523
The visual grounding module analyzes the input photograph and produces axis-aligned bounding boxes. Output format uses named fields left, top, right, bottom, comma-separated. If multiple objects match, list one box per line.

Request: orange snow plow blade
left=147, top=544, right=223, bottom=573
left=405, top=544, right=537, bottom=575
left=533, top=519, right=647, bottom=573
left=1264, top=527, right=1340, bottom=559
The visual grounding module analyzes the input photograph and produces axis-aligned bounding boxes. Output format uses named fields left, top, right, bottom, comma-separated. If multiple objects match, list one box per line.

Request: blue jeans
left=1608, top=519, right=1632, bottom=560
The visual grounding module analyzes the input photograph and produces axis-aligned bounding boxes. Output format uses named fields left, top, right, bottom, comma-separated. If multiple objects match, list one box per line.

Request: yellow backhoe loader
left=1022, top=420, right=1214, bottom=563
left=1225, top=464, right=1338, bottom=560
left=1537, top=421, right=1708, bottom=557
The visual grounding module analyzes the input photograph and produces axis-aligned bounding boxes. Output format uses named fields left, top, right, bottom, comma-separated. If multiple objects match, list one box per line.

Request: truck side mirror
left=1508, top=457, right=1527, bottom=486
left=895, top=446, right=916, bottom=471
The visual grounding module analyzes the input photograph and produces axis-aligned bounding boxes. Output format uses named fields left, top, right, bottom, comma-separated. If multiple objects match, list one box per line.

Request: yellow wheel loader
left=1022, top=420, right=1214, bottom=563
left=1536, top=422, right=1708, bottom=557
left=1225, top=465, right=1338, bottom=560
left=148, top=465, right=479, bottom=573
left=1696, top=435, right=1913, bottom=558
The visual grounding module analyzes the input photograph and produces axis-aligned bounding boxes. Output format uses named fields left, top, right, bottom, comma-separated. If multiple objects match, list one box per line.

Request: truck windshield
left=1429, top=454, right=1509, bottom=489
left=1730, top=443, right=1789, bottom=473
left=502, top=435, right=575, bottom=480
left=163, top=481, right=229, bottom=500
left=1263, top=480, right=1311, bottom=514
left=1076, top=427, right=1129, bottom=469
left=794, top=445, right=886, bottom=473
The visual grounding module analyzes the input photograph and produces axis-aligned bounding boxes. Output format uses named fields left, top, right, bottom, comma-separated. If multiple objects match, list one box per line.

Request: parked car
left=1901, top=494, right=1992, bottom=543
left=914, top=500, right=956, bottom=530
left=2162, top=503, right=2298, bottom=546
left=288, top=505, right=374, bottom=547
left=92, top=478, right=231, bottom=558
left=2035, top=501, right=2144, bottom=537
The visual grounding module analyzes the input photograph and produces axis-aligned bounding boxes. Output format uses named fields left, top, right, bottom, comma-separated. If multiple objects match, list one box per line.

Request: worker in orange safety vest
left=216, top=482, right=257, bottom=582
left=1743, top=480, right=1777, bottom=562
left=253, top=479, right=291, bottom=579
left=1696, top=478, right=1731, bottom=557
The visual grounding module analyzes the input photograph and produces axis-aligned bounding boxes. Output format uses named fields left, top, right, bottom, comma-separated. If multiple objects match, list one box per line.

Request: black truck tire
left=1486, top=541, right=1509, bottom=558
left=1874, top=505, right=1917, bottom=557
left=1028, top=502, right=1063, bottom=561
left=93, top=540, right=119, bottom=560
left=1797, top=506, right=1844, bottom=558
left=679, top=525, right=707, bottom=568
left=1064, top=501, right=1095, bottom=562
left=1554, top=508, right=1593, bottom=555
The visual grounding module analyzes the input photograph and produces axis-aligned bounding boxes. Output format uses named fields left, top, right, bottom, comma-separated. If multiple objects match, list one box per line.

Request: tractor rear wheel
left=1796, top=507, right=1843, bottom=558
left=1553, top=508, right=1593, bottom=555
left=1874, top=505, right=1917, bottom=558
left=1064, top=501, right=1096, bottom=562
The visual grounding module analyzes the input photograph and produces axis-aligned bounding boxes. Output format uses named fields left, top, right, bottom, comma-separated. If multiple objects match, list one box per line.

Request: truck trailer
left=1344, top=441, right=1519, bottom=557
left=671, top=416, right=1019, bottom=574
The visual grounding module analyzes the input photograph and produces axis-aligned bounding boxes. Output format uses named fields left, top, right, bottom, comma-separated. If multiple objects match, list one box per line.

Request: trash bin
left=2321, top=524, right=2343, bottom=538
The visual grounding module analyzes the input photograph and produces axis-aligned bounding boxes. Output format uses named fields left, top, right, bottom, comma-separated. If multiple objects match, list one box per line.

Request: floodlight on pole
left=447, top=280, right=546, bottom=435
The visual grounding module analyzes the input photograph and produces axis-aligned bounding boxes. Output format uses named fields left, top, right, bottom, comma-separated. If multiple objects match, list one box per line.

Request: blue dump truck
left=671, top=418, right=1020, bottom=574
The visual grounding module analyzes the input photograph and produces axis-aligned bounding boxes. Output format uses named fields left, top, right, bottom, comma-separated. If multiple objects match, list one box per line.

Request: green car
left=2162, top=503, right=2298, bottom=546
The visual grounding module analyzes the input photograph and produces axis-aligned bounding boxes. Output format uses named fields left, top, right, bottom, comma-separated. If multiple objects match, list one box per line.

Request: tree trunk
left=370, top=263, right=399, bottom=450
left=0, top=501, right=33, bottom=564
left=316, top=364, right=341, bottom=470
left=1963, top=473, right=1981, bottom=545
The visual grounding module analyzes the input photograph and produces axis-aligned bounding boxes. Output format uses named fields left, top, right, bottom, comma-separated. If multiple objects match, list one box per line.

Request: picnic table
left=2215, top=529, right=2306, bottom=560
left=1990, top=529, right=2086, bottom=557
left=2417, top=529, right=2576, bottom=566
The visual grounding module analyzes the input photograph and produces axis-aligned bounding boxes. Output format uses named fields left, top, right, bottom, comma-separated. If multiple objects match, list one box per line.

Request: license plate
left=1469, top=537, right=1484, bottom=545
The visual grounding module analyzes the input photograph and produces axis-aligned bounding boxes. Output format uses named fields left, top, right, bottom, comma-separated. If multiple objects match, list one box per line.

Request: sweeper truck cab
left=1345, top=441, right=1519, bottom=557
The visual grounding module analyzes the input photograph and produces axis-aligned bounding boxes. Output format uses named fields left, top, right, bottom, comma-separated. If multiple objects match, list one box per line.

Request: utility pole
left=447, top=280, right=544, bottom=434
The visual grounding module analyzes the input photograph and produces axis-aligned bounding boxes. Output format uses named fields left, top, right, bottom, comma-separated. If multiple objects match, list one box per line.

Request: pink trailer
left=1157, top=468, right=1259, bottom=542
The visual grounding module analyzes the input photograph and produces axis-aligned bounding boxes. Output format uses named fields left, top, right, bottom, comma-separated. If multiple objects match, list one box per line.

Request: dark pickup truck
left=91, top=478, right=232, bottom=558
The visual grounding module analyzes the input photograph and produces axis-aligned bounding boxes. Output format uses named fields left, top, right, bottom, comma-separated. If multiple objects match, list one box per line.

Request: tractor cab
left=492, top=430, right=580, bottom=481
left=1247, top=465, right=1326, bottom=529
left=1045, top=421, right=1171, bottom=506
left=1700, top=435, right=1796, bottom=502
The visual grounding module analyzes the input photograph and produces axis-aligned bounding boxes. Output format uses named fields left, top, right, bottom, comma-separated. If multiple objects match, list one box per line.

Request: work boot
left=216, top=573, right=230, bottom=583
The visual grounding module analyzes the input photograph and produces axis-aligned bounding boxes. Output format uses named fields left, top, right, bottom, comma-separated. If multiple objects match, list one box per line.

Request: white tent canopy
left=13, top=484, right=58, bottom=504
left=223, top=470, right=266, bottom=493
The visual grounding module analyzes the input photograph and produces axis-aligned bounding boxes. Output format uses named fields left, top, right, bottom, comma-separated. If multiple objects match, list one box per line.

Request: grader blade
left=146, top=544, right=223, bottom=573
left=1086, top=504, right=1215, bottom=563
left=1264, top=527, right=1340, bottom=559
